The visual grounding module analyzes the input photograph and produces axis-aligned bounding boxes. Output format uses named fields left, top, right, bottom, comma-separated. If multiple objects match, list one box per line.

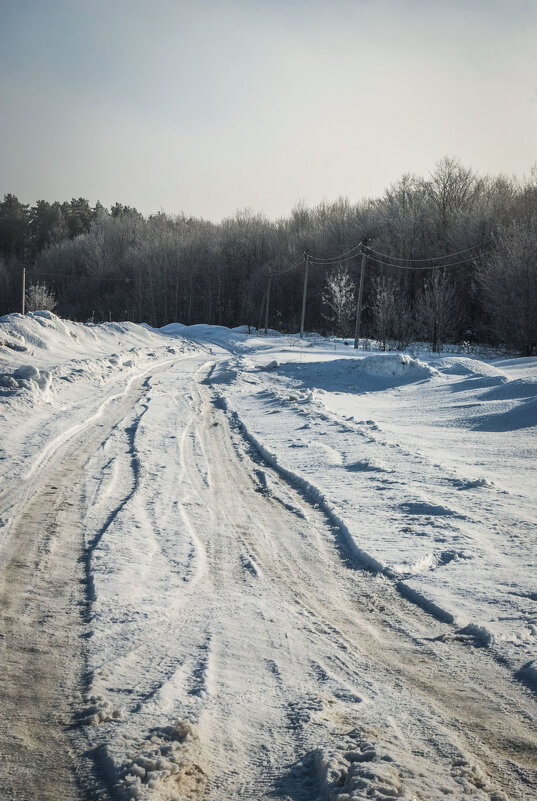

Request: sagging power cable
left=366, top=239, right=493, bottom=264
left=364, top=249, right=493, bottom=271
left=307, top=237, right=491, bottom=270
left=262, top=256, right=304, bottom=277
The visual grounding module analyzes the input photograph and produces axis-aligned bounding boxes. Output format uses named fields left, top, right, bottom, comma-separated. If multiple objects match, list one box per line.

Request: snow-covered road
left=0, top=365, right=171, bottom=800
left=0, top=313, right=536, bottom=800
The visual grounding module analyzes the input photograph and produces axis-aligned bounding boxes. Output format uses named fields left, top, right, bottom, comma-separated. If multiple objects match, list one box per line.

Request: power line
left=308, top=242, right=363, bottom=263
left=366, top=239, right=492, bottom=263
left=263, top=257, right=304, bottom=277
left=306, top=238, right=492, bottom=271
left=364, top=250, right=492, bottom=271
left=28, top=271, right=131, bottom=283
left=308, top=251, right=362, bottom=265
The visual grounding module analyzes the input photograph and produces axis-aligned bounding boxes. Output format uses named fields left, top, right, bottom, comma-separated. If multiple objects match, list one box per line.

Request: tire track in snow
left=196, top=373, right=537, bottom=800
left=80, top=359, right=224, bottom=801
left=36, top=354, right=534, bottom=801
left=0, top=365, right=181, bottom=800
left=172, top=362, right=215, bottom=588
left=24, top=358, right=176, bottom=482
left=168, top=370, right=325, bottom=799
left=85, top=390, right=150, bottom=602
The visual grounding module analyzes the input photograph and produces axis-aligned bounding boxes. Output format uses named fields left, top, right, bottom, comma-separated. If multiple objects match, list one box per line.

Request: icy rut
left=81, top=357, right=536, bottom=800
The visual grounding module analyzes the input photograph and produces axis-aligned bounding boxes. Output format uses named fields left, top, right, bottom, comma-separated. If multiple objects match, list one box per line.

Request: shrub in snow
left=515, top=659, right=537, bottom=690
left=456, top=623, right=494, bottom=648
left=25, top=282, right=57, bottom=313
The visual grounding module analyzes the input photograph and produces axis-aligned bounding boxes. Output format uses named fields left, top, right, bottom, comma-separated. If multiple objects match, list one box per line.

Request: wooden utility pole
left=258, top=288, right=267, bottom=332
left=22, top=267, right=26, bottom=315
left=354, top=244, right=367, bottom=348
left=300, top=252, right=309, bottom=339
left=264, top=272, right=271, bottom=335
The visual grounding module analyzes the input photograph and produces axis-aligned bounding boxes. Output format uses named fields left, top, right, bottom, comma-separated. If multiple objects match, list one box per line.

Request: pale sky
left=1, top=0, right=536, bottom=220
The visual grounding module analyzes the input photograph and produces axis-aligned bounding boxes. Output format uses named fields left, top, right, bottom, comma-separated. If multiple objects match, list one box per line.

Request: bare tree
left=477, top=222, right=537, bottom=355
left=26, top=282, right=57, bottom=312
left=370, top=275, right=394, bottom=351
left=2, top=157, right=534, bottom=339
left=372, top=174, right=431, bottom=259
left=321, top=266, right=356, bottom=336
left=370, top=274, right=414, bottom=351
left=426, top=157, right=483, bottom=250
left=415, top=270, right=460, bottom=352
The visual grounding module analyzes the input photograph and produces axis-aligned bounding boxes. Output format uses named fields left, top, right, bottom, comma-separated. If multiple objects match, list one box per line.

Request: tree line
left=1, top=157, right=536, bottom=355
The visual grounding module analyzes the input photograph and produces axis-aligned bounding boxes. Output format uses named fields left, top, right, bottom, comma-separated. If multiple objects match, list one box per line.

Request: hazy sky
left=1, top=0, right=536, bottom=220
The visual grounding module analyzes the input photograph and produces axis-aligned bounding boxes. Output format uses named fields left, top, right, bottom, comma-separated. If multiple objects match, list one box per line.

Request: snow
left=159, top=322, right=187, bottom=334
left=0, top=311, right=198, bottom=547
left=349, top=352, right=438, bottom=380
left=1, top=314, right=536, bottom=799
left=215, top=336, right=537, bottom=670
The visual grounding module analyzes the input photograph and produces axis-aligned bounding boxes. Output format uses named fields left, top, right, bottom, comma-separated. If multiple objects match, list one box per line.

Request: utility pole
left=22, top=267, right=26, bottom=315
left=300, top=251, right=309, bottom=339
left=264, top=271, right=271, bottom=335
left=258, top=288, right=267, bottom=332
left=354, top=243, right=367, bottom=348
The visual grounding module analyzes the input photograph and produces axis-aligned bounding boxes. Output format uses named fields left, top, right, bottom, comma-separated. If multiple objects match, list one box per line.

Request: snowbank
left=354, top=353, right=438, bottom=380
left=0, top=312, right=194, bottom=406
left=0, top=364, right=52, bottom=396
left=263, top=353, right=438, bottom=398
left=0, top=311, right=196, bottom=550
left=216, top=331, right=537, bottom=678
left=159, top=322, right=186, bottom=334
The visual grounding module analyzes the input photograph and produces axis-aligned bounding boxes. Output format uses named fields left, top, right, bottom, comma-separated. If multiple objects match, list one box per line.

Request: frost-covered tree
left=370, top=274, right=414, bottom=351
left=370, top=275, right=394, bottom=351
left=321, top=266, right=356, bottom=336
left=477, top=222, right=537, bottom=355
left=426, top=157, right=483, bottom=250
left=415, top=270, right=460, bottom=352
left=26, top=282, right=57, bottom=313
left=372, top=174, right=431, bottom=259
left=1, top=157, right=536, bottom=332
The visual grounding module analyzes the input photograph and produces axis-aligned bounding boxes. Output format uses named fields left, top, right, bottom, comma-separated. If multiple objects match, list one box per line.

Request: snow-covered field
left=211, top=333, right=537, bottom=666
left=0, top=312, right=536, bottom=800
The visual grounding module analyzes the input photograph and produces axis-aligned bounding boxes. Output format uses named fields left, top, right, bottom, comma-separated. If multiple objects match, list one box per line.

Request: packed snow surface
left=0, top=314, right=536, bottom=800
left=216, top=334, right=537, bottom=657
